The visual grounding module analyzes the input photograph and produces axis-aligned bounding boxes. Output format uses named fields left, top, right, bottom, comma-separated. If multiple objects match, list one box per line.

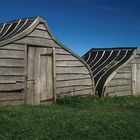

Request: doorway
left=26, top=46, right=53, bottom=104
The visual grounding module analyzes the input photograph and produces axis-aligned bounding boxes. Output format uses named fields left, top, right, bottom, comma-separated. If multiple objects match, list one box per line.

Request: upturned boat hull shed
left=83, top=48, right=140, bottom=97
left=0, top=17, right=94, bottom=105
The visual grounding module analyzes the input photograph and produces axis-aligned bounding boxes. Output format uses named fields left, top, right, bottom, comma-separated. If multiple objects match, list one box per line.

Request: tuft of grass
left=57, top=95, right=140, bottom=112
left=0, top=96, right=140, bottom=140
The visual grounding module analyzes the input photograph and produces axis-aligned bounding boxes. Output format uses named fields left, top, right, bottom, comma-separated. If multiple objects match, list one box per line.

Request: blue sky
left=0, top=0, right=140, bottom=56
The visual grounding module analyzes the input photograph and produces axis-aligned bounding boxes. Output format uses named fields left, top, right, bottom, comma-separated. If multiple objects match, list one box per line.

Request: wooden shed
left=0, top=17, right=94, bottom=105
left=83, top=47, right=140, bottom=97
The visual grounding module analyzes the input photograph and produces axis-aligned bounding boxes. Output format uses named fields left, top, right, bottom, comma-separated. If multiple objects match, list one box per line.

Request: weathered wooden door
left=132, top=64, right=140, bottom=96
left=27, top=46, right=53, bottom=104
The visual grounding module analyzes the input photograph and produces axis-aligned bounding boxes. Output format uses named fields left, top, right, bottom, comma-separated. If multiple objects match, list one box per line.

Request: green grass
left=0, top=96, right=140, bottom=140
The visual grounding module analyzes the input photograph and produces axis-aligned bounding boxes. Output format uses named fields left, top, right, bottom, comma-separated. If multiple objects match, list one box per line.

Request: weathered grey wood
left=106, top=85, right=131, bottom=93
left=40, top=47, right=52, bottom=55
left=67, top=88, right=92, bottom=96
left=113, top=73, right=131, bottom=79
left=56, top=59, right=82, bottom=62
left=56, top=78, right=92, bottom=88
left=28, top=29, right=52, bottom=39
left=56, top=65, right=86, bottom=68
left=0, top=66, right=24, bottom=68
left=119, top=66, right=132, bottom=71
left=136, top=64, right=140, bottom=95
left=107, top=91, right=132, bottom=97
left=0, top=76, right=24, bottom=83
left=27, top=47, right=54, bottom=105
left=56, top=85, right=93, bottom=94
left=40, top=51, right=53, bottom=102
left=14, top=37, right=59, bottom=48
left=56, top=54, right=78, bottom=61
left=108, top=79, right=131, bottom=86
left=122, top=63, right=132, bottom=67
left=46, top=53, right=53, bottom=100
left=56, top=67, right=89, bottom=74
left=0, top=50, right=24, bottom=58
left=56, top=72, right=90, bottom=75
left=133, top=64, right=140, bottom=96
left=27, top=81, right=34, bottom=104
left=0, top=67, right=24, bottom=75
left=132, top=64, right=137, bottom=95
left=117, top=71, right=131, bottom=74
left=56, top=50, right=94, bottom=96
left=0, top=59, right=24, bottom=67
left=27, top=47, right=34, bottom=104
left=52, top=47, right=56, bottom=102
left=0, top=80, right=23, bottom=84
left=40, top=55, right=48, bottom=100
left=56, top=74, right=91, bottom=81
left=36, top=23, right=46, bottom=30
left=0, top=83, right=23, bottom=91
left=56, top=60, right=85, bottom=67
left=0, top=92, right=24, bottom=101
left=130, top=58, right=140, bottom=64
left=0, top=100, right=24, bottom=105
left=55, top=48, right=71, bottom=55
left=57, top=88, right=92, bottom=96
left=32, top=47, right=41, bottom=104
left=0, top=44, right=25, bottom=51
left=24, top=44, right=27, bottom=104
left=56, top=76, right=91, bottom=81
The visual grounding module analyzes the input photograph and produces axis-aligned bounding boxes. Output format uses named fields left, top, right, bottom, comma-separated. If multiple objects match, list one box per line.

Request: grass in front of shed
left=0, top=96, right=140, bottom=140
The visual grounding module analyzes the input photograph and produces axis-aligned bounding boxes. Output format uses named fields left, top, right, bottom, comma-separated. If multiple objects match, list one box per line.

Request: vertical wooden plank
left=132, top=64, right=136, bottom=95
left=53, top=47, right=56, bottom=102
left=46, top=52, right=53, bottom=100
left=40, top=54, right=48, bottom=100
left=27, top=46, right=54, bottom=104
left=136, top=64, right=140, bottom=95
left=38, top=47, right=53, bottom=103
left=27, top=47, right=35, bottom=104
left=33, top=48, right=41, bottom=104
left=24, top=44, right=28, bottom=104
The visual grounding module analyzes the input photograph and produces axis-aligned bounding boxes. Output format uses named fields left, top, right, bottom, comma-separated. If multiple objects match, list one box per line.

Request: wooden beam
left=52, top=47, right=56, bottom=102
left=24, top=44, right=28, bottom=104
left=132, top=64, right=136, bottom=96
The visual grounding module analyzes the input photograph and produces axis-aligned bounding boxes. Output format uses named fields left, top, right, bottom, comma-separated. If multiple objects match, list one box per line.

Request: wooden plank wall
left=130, top=54, right=140, bottom=96
left=105, top=62, right=132, bottom=96
left=0, top=44, right=25, bottom=105
left=13, top=23, right=93, bottom=98
left=105, top=50, right=140, bottom=97
left=14, top=23, right=58, bottom=48
left=55, top=47, right=93, bottom=96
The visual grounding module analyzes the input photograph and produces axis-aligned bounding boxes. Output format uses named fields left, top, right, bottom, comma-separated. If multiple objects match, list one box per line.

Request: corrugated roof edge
left=82, top=47, right=138, bottom=58
left=92, top=47, right=137, bottom=50
left=0, top=16, right=41, bottom=46
left=0, top=17, right=40, bottom=26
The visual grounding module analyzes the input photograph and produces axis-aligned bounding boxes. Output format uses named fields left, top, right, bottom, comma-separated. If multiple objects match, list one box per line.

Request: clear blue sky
left=0, top=0, right=140, bottom=56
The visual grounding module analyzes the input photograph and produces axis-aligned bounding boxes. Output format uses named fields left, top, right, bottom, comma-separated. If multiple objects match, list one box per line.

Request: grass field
left=0, top=96, right=140, bottom=140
